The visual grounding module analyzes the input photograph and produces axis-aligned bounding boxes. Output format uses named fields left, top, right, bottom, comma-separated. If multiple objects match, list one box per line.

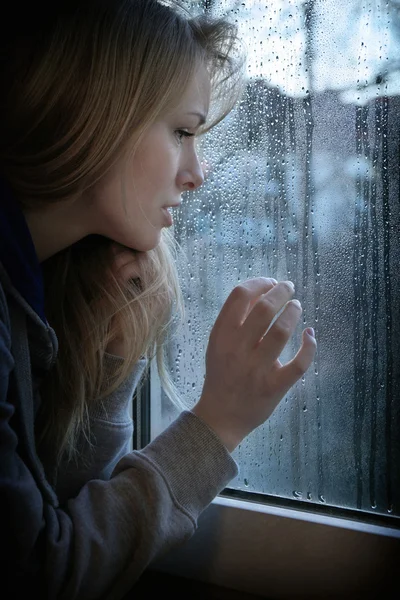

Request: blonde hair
left=0, top=0, right=244, bottom=466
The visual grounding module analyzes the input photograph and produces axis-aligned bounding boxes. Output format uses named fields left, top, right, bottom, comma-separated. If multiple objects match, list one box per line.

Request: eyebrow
left=185, top=111, right=207, bottom=126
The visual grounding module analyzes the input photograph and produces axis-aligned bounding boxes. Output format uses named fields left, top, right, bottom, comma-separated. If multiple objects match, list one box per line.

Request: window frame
left=136, top=0, right=400, bottom=582
left=151, top=494, right=400, bottom=598
left=135, top=379, right=400, bottom=598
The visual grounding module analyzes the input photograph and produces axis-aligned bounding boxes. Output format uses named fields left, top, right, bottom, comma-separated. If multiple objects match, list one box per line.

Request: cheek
left=131, top=134, right=178, bottom=194
left=135, top=161, right=174, bottom=195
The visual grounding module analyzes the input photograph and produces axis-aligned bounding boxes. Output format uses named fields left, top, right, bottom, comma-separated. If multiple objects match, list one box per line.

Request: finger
left=257, top=297, right=302, bottom=362
left=110, top=248, right=139, bottom=281
left=110, top=241, right=128, bottom=256
left=211, top=277, right=277, bottom=336
left=119, top=262, right=140, bottom=282
left=242, top=281, right=296, bottom=348
left=273, top=328, right=317, bottom=394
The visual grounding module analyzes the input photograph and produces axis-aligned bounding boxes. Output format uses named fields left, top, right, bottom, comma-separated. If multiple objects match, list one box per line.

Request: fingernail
left=286, top=280, right=295, bottom=290
left=270, top=278, right=278, bottom=284
left=306, top=327, right=315, bottom=338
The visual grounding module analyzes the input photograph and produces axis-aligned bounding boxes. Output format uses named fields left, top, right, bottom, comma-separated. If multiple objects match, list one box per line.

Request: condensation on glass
left=150, top=0, right=400, bottom=520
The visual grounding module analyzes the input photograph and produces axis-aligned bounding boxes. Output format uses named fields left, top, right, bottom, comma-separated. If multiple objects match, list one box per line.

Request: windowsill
left=128, top=569, right=268, bottom=599
left=151, top=495, right=400, bottom=599
left=214, top=494, right=400, bottom=538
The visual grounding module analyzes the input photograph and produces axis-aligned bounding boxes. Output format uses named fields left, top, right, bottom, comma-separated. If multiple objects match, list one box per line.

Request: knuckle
left=258, top=295, right=275, bottom=313
left=231, top=284, right=249, bottom=301
left=272, top=319, right=291, bottom=339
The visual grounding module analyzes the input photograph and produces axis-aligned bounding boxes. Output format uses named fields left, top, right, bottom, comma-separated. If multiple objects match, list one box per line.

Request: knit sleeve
left=1, top=280, right=238, bottom=600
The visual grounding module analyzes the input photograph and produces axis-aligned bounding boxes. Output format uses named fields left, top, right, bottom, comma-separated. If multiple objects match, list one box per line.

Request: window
left=137, top=0, right=400, bottom=596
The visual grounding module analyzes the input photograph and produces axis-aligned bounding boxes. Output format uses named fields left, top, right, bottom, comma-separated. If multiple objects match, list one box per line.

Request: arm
left=0, top=293, right=237, bottom=600
left=1, top=276, right=316, bottom=600
left=47, top=411, right=237, bottom=600
left=54, top=354, right=147, bottom=502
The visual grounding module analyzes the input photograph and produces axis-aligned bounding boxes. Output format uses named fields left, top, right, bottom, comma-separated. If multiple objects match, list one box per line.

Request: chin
left=124, top=234, right=161, bottom=253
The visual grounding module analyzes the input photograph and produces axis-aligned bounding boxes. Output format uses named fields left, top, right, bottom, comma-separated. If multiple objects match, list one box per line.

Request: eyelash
left=175, top=129, right=195, bottom=143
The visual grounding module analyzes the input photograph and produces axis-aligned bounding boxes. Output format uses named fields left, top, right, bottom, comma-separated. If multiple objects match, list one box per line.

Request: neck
left=23, top=200, right=88, bottom=262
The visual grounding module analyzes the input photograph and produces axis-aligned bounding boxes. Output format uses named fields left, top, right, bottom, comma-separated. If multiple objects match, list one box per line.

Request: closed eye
left=175, top=129, right=195, bottom=143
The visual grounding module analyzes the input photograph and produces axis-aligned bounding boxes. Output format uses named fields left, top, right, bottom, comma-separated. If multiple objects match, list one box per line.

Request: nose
left=177, top=150, right=205, bottom=192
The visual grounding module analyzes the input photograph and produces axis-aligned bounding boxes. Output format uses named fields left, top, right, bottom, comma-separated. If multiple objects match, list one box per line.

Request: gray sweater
left=0, top=254, right=238, bottom=598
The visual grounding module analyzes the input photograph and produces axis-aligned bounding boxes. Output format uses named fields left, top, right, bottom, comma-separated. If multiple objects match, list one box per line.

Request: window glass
left=150, top=0, right=400, bottom=520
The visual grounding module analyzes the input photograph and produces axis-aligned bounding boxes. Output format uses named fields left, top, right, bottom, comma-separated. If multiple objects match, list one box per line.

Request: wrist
left=191, top=402, right=243, bottom=453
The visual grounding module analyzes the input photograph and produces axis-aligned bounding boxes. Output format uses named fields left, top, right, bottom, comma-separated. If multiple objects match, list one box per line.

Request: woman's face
left=86, top=65, right=211, bottom=252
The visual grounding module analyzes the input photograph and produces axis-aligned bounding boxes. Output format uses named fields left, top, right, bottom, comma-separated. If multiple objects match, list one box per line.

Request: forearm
left=2, top=403, right=236, bottom=600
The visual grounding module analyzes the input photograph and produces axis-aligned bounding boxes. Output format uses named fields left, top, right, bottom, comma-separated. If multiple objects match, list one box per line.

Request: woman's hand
left=192, top=277, right=317, bottom=452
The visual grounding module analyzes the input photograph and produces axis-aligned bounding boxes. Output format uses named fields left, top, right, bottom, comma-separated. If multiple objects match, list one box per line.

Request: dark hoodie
left=0, top=179, right=237, bottom=599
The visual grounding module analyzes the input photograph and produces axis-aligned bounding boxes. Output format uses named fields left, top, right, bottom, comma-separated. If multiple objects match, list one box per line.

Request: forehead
left=169, top=64, right=211, bottom=119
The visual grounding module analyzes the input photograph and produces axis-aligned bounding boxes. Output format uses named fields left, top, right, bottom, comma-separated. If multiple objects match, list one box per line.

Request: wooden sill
left=125, top=569, right=269, bottom=599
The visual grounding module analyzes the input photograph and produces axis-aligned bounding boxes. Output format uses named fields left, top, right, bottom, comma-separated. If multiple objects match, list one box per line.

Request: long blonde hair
left=0, top=0, right=244, bottom=466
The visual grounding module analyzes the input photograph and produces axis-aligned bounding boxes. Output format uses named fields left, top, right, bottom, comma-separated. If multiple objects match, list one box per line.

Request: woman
left=0, top=1, right=317, bottom=598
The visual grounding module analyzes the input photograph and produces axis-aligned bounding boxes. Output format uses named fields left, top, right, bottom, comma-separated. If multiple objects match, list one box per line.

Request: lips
left=161, top=206, right=173, bottom=227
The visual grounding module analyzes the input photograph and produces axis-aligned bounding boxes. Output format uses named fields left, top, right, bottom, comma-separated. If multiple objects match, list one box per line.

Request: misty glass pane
left=150, top=0, right=400, bottom=520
